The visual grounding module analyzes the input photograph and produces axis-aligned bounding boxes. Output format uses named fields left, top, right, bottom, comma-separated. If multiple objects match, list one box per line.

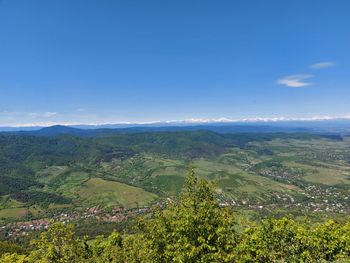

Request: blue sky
left=1, top=0, right=349, bottom=126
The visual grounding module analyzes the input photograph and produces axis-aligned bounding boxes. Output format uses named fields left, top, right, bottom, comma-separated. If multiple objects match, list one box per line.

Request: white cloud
left=1, top=111, right=57, bottom=118
left=310, top=61, right=335, bottom=69
left=277, top=74, right=313, bottom=88
left=175, top=117, right=235, bottom=123
left=38, top=112, right=57, bottom=118
left=3, top=115, right=350, bottom=127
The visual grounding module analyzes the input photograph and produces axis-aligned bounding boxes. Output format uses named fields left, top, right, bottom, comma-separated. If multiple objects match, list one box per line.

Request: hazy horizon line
left=2, top=115, right=350, bottom=128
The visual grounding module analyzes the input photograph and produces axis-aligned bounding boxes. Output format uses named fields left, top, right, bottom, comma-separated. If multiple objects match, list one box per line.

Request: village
left=0, top=205, right=152, bottom=240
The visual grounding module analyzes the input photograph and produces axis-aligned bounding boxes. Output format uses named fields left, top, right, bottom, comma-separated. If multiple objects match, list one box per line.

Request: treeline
left=0, top=135, right=122, bottom=168
left=1, top=171, right=350, bottom=262
left=10, top=191, right=71, bottom=208
left=0, top=176, right=40, bottom=196
left=0, top=131, right=322, bottom=165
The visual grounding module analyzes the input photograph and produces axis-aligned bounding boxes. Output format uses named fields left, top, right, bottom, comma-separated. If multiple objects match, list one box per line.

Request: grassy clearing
left=0, top=208, right=27, bottom=219
left=76, top=178, right=158, bottom=208
left=191, top=158, right=300, bottom=202
left=0, top=196, right=25, bottom=210
left=56, top=171, right=91, bottom=198
left=285, top=161, right=350, bottom=185
left=303, top=169, right=350, bottom=185
left=36, top=166, right=68, bottom=184
left=150, top=175, right=186, bottom=195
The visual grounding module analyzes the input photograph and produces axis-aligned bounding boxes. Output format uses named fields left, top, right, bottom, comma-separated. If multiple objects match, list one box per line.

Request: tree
left=136, top=168, right=237, bottom=262
left=311, top=220, right=350, bottom=261
left=236, top=217, right=313, bottom=262
left=27, top=222, right=86, bottom=263
left=88, top=231, right=123, bottom=263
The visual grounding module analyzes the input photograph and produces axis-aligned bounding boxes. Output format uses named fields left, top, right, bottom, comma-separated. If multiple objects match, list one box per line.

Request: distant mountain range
left=1, top=119, right=350, bottom=136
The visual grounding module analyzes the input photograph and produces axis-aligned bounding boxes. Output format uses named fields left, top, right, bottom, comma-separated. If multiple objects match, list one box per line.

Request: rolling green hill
left=0, top=130, right=350, bottom=229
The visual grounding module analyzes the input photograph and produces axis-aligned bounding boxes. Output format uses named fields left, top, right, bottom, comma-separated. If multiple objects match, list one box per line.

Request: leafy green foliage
left=236, top=217, right=312, bottom=262
left=27, top=222, right=87, bottom=263
left=311, top=220, right=350, bottom=261
left=135, top=168, right=237, bottom=262
left=0, top=241, right=24, bottom=255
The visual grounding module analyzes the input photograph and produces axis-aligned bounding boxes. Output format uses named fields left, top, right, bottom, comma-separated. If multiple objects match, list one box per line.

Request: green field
left=0, top=208, right=27, bottom=220
left=76, top=178, right=158, bottom=208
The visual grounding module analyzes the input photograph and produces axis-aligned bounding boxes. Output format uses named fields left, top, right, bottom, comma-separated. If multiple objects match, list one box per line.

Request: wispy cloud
left=1, top=111, right=57, bottom=118
left=37, top=112, right=57, bottom=118
left=277, top=74, right=313, bottom=88
left=310, top=61, right=335, bottom=69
